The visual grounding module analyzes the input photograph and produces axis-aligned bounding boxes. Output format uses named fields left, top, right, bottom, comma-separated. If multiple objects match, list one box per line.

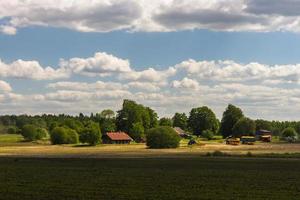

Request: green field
left=1, top=157, right=300, bottom=200
left=0, top=134, right=23, bottom=144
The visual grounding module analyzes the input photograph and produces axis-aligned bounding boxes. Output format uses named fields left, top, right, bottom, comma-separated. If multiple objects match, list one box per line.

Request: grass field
left=1, top=157, right=300, bottom=200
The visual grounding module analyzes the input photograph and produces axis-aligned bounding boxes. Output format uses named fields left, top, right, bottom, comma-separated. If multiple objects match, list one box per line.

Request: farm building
left=173, top=127, right=191, bottom=138
left=103, top=132, right=133, bottom=144
left=256, top=129, right=272, bottom=142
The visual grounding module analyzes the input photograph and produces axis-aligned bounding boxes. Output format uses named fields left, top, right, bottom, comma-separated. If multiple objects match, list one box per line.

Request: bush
left=50, top=127, right=79, bottom=145
left=281, top=127, right=298, bottom=140
left=21, top=124, right=45, bottom=141
left=7, top=126, right=17, bottom=134
left=202, top=130, right=214, bottom=140
left=79, top=122, right=102, bottom=146
left=146, top=126, right=180, bottom=149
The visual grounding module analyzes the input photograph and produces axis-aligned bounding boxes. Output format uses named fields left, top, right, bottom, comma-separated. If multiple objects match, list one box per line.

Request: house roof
left=173, top=127, right=185, bottom=134
left=106, top=132, right=133, bottom=141
left=257, top=129, right=272, bottom=135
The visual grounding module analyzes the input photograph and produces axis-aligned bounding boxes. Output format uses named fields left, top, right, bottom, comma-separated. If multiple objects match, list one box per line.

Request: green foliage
left=63, top=119, right=84, bottom=133
left=7, top=126, right=17, bottom=134
left=281, top=127, right=298, bottom=139
left=100, top=118, right=116, bottom=134
left=21, top=124, right=45, bottom=141
left=116, top=99, right=158, bottom=133
left=159, top=117, right=173, bottom=127
left=232, top=117, right=256, bottom=137
left=36, top=128, right=48, bottom=139
left=172, top=113, right=188, bottom=130
left=202, top=130, right=214, bottom=140
left=255, top=119, right=272, bottom=131
left=220, top=104, right=244, bottom=138
left=79, top=122, right=102, bottom=146
left=50, top=127, right=79, bottom=145
left=146, top=126, right=180, bottom=149
left=100, top=109, right=115, bottom=118
left=129, top=122, right=145, bottom=142
left=188, top=106, right=219, bottom=136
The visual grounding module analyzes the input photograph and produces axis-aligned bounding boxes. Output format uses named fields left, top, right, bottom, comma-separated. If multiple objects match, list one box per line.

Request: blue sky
left=2, top=27, right=300, bottom=67
left=1, top=0, right=300, bottom=120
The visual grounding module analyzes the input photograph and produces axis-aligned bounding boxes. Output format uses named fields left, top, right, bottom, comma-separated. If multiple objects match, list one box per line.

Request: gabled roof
left=173, top=127, right=185, bottom=134
left=106, top=132, right=133, bottom=141
left=256, top=129, right=272, bottom=135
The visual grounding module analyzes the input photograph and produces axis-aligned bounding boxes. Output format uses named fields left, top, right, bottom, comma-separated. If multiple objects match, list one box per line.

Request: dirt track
left=1, top=142, right=300, bottom=158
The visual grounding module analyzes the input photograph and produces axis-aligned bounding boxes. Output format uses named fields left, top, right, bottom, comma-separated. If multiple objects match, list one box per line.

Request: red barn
left=103, top=132, right=133, bottom=144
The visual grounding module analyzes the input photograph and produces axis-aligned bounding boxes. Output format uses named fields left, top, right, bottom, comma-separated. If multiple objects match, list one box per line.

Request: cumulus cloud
left=48, top=81, right=126, bottom=91
left=0, top=59, right=69, bottom=80
left=2, top=51, right=300, bottom=120
left=60, top=52, right=132, bottom=77
left=0, top=0, right=142, bottom=34
left=175, top=59, right=300, bottom=84
left=172, top=78, right=199, bottom=90
left=2, top=0, right=300, bottom=34
left=0, top=80, right=12, bottom=92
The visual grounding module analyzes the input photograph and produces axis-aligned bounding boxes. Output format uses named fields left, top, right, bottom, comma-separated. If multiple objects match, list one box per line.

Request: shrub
left=21, top=124, right=45, bottom=141
left=281, top=127, right=298, bottom=140
left=202, top=130, right=214, bottom=140
left=146, top=126, right=180, bottom=149
left=36, top=128, right=49, bottom=139
left=50, top=127, right=79, bottom=145
left=7, top=126, right=17, bottom=134
left=79, top=122, right=102, bottom=146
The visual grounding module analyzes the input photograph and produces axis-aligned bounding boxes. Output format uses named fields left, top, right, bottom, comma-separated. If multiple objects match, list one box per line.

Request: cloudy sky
left=1, top=0, right=300, bottom=120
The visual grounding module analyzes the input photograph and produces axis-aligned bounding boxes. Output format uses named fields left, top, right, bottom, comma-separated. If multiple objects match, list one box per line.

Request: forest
left=0, top=99, right=299, bottom=146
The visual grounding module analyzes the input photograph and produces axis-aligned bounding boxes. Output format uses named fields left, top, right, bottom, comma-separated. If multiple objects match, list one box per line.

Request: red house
left=103, top=132, right=133, bottom=144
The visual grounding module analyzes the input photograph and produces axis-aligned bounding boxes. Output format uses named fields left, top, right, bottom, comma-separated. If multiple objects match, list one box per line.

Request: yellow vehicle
left=225, top=137, right=240, bottom=145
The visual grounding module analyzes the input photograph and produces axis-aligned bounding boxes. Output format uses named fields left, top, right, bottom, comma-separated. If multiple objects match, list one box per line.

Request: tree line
left=0, top=99, right=299, bottom=145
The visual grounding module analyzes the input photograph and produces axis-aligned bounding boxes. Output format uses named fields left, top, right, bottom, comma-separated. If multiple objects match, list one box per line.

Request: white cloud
left=0, top=25, right=17, bottom=35
left=2, top=0, right=300, bottom=34
left=60, top=52, right=132, bottom=77
left=48, top=81, right=126, bottom=91
left=0, top=80, right=12, bottom=92
left=0, top=59, right=69, bottom=80
left=172, top=78, right=199, bottom=90
left=2, top=51, right=300, bottom=120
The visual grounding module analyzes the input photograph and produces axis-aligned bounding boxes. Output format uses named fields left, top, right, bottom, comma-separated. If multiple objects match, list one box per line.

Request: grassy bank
left=1, top=157, right=300, bottom=200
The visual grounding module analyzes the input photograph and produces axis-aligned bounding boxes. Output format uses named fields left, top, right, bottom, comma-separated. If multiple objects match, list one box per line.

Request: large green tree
left=159, top=117, right=173, bottom=127
left=255, top=119, right=272, bottom=131
left=188, top=106, right=219, bottom=136
left=220, top=104, right=244, bottom=138
left=129, top=122, right=145, bottom=142
left=116, top=100, right=158, bottom=133
left=172, top=113, right=188, bottom=130
left=232, top=117, right=256, bottom=137
left=79, top=121, right=102, bottom=146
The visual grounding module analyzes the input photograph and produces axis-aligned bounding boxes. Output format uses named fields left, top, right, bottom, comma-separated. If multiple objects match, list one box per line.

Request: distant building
left=103, top=132, right=133, bottom=144
left=256, top=129, right=272, bottom=142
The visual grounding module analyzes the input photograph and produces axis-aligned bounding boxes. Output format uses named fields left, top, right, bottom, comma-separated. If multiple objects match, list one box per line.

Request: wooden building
left=256, top=129, right=272, bottom=142
left=103, top=132, right=133, bottom=144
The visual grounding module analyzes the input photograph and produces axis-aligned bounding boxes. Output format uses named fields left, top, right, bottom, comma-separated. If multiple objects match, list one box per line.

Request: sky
left=1, top=0, right=300, bottom=120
